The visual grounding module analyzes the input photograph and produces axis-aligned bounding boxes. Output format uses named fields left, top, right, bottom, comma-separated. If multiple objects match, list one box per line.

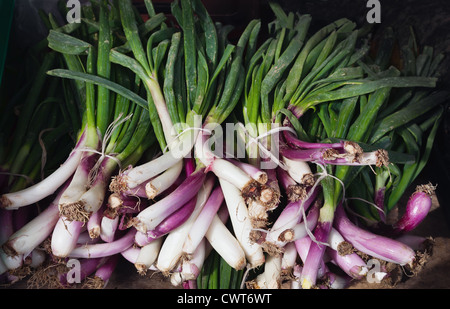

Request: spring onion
left=0, top=0, right=446, bottom=290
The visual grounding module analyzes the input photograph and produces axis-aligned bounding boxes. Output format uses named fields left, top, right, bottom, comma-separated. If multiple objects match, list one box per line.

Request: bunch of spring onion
left=106, top=0, right=273, bottom=282
left=348, top=28, right=445, bottom=231
left=0, top=53, right=71, bottom=284
left=0, top=28, right=80, bottom=283
left=0, top=0, right=160, bottom=288
left=340, top=28, right=445, bottom=274
left=227, top=3, right=445, bottom=289
left=67, top=0, right=272, bottom=286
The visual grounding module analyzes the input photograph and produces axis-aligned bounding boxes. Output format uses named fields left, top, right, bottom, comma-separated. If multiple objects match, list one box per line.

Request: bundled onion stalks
left=0, top=0, right=446, bottom=290
left=237, top=8, right=445, bottom=288
left=1, top=0, right=158, bottom=287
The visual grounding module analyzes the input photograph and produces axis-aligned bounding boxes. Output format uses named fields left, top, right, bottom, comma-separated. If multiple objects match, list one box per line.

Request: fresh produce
left=0, top=0, right=446, bottom=289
